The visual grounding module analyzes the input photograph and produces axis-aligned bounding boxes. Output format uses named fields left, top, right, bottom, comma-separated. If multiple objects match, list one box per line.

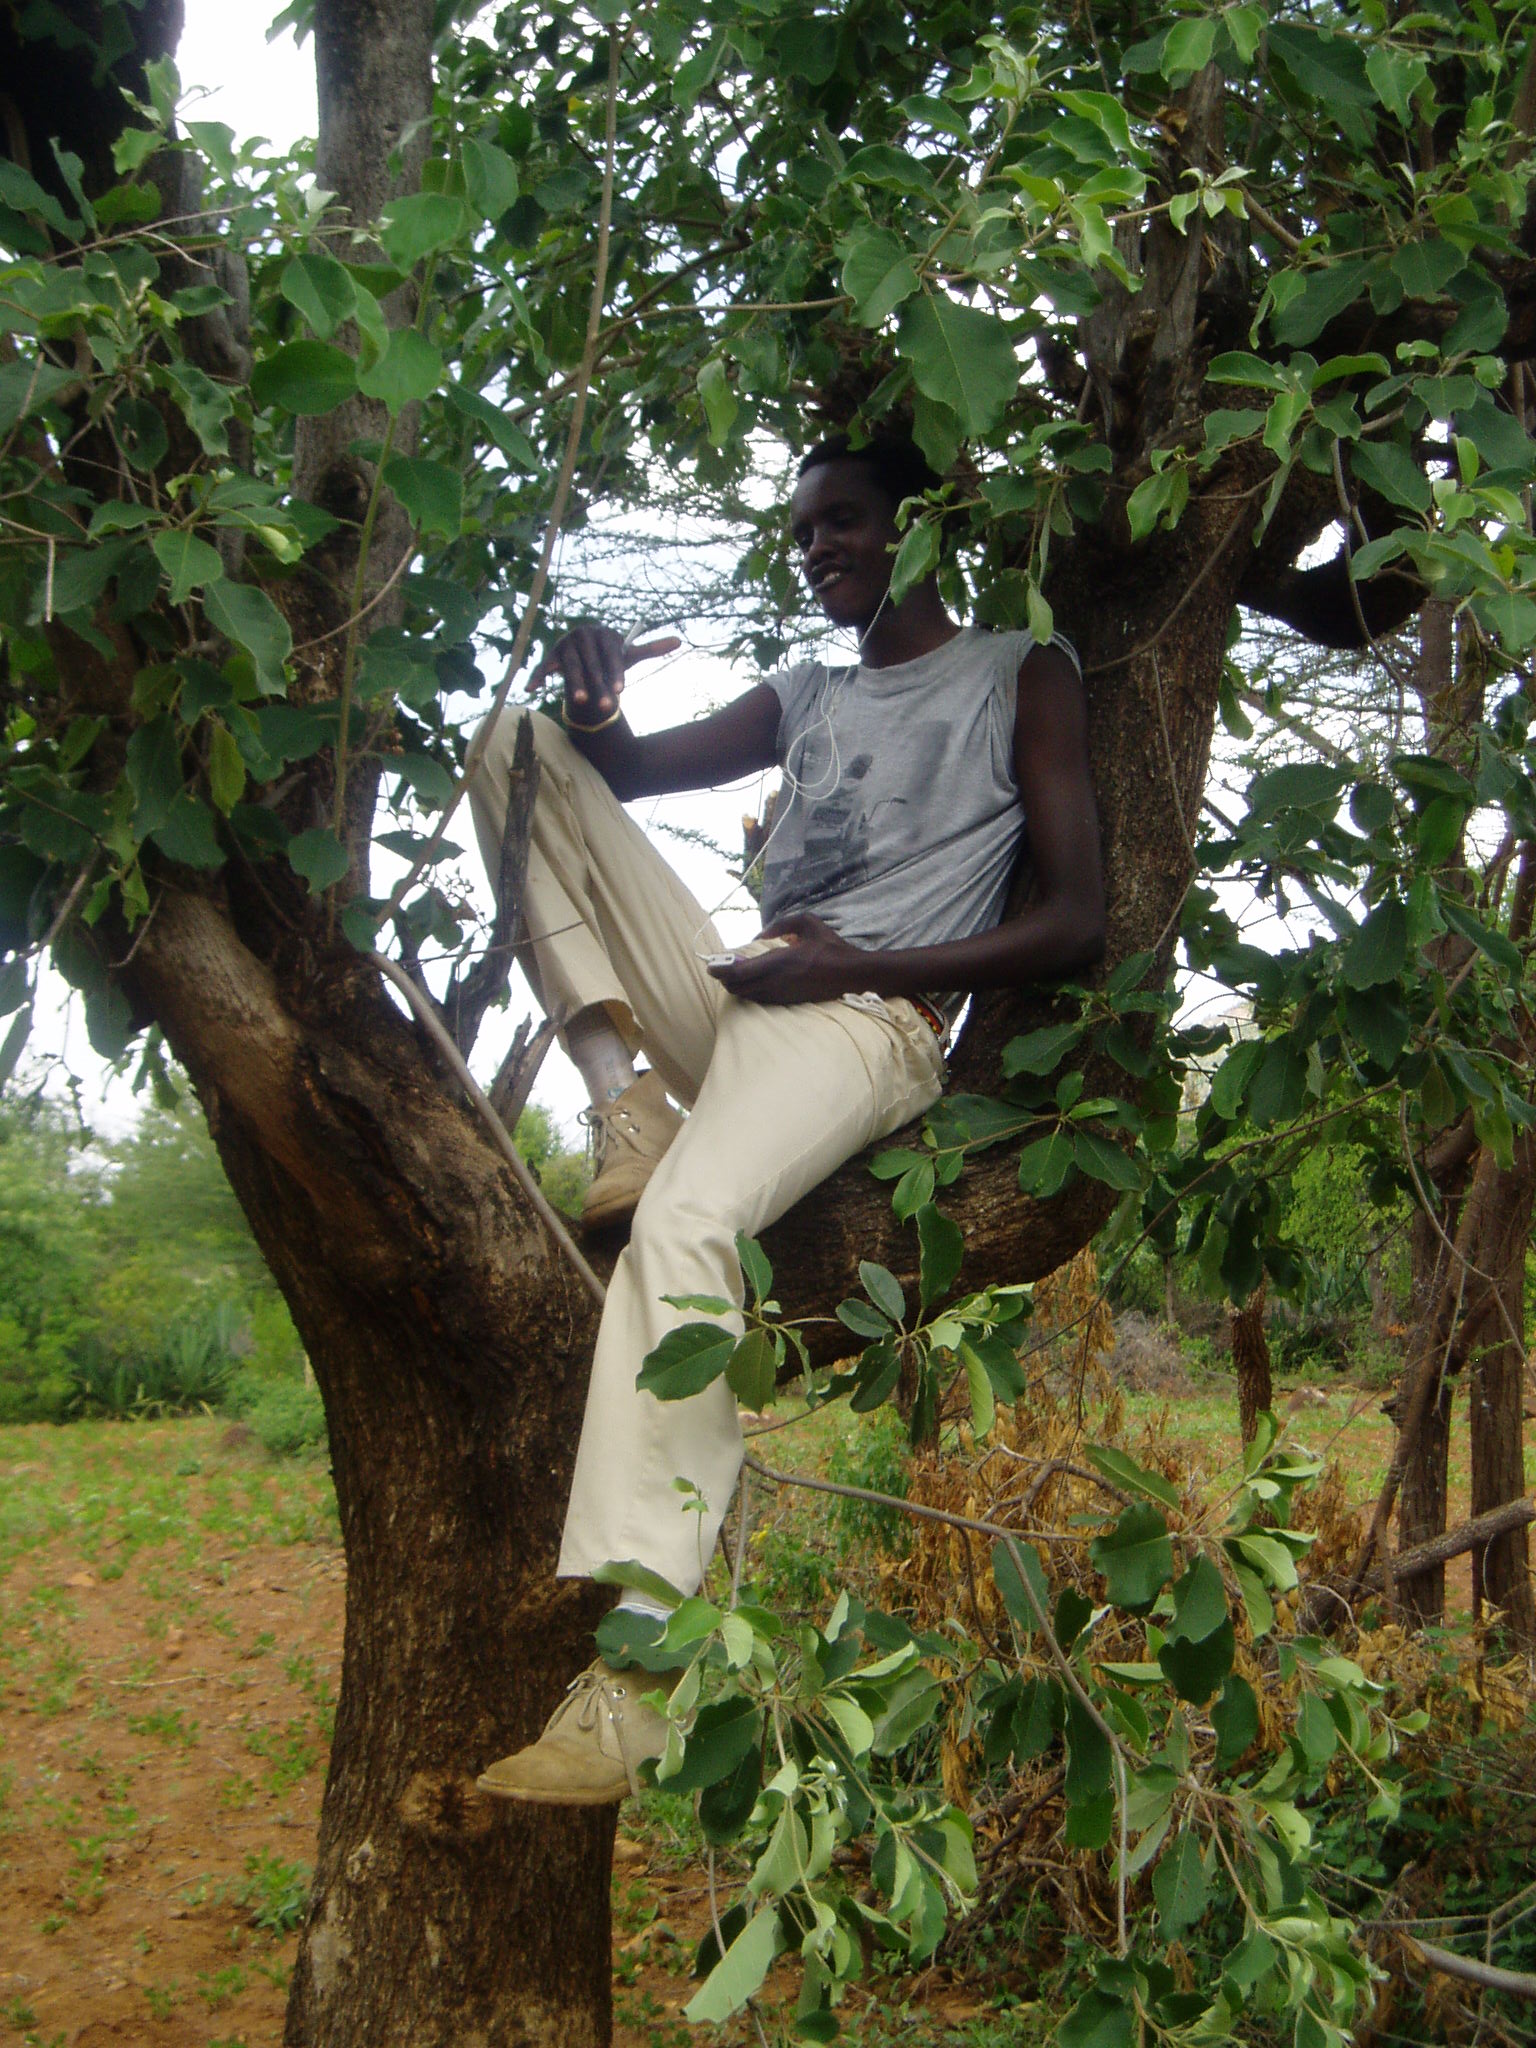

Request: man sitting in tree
left=468, top=430, right=1105, bottom=1804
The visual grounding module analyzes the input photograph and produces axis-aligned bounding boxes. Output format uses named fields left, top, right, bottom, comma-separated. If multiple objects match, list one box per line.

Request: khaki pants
left=469, top=709, right=946, bottom=1595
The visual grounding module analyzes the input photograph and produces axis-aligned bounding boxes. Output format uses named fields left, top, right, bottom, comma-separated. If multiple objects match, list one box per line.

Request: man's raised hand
left=531, top=622, right=681, bottom=731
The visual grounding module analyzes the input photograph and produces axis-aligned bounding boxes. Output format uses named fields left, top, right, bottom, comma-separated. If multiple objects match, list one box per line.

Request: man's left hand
left=708, top=912, right=873, bottom=1005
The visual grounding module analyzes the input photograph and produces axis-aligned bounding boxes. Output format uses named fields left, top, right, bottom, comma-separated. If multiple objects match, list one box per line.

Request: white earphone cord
left=688, top=582, right=895, bottom=964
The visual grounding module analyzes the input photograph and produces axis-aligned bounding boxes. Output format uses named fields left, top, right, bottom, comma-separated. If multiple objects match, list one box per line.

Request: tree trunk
left=1466, top=1136, right=1535, bottom=1643
left=1397, top=1194, right=1458, bottom=1624
left=128, top=897, right=618, bottom=2044
left=1231, top=1285, right=1271, bottom=1445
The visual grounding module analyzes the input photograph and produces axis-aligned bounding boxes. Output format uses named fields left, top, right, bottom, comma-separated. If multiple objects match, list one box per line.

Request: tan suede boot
left=580, top=1070, right=683, bottom=1231
left=476, top=1660, right=670, bottom=1805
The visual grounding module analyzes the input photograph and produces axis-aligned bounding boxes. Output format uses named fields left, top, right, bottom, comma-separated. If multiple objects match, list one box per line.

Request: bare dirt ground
left=1, top=1385, right=1525, bottom=2048
left=0, top=1419, right=716, bottom=2048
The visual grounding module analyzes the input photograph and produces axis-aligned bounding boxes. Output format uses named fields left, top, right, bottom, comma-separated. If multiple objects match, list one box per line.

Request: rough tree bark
left=1231, top=1286, right=1272, bottom=1447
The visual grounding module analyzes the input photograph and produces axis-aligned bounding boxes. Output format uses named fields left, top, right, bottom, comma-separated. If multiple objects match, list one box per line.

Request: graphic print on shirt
left=766, top=751, right=873, bottom=908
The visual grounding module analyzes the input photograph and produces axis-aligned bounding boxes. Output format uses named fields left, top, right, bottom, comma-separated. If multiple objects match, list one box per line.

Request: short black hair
left=797, top=432, right=944, bottom=514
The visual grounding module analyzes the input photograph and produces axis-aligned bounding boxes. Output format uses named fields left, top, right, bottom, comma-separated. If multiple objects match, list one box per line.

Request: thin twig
left=1413, top=1941, right=1536, bottom=2002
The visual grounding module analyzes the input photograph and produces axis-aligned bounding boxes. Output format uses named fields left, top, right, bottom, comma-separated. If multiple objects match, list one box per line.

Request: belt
left=910, top=994, right=951, bottom=1046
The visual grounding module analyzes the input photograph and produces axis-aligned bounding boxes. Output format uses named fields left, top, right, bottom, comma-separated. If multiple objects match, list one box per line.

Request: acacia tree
left=3, top=0, right=1536, bottom=2040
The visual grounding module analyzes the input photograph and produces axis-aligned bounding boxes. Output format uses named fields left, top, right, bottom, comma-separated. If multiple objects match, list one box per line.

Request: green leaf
left=837, top=1298, right=892, bottom=1341
left=1213, top=1673, right=1260, bottom=1765
left=1152, top=1830, right=1210, bottom=1938
left=1208, top=1037, right=1264, bottom=1122
left=1158, top=1616, right=1234, bottom=1704
left=1001, top=1020, right=1083, bottom=1076
left=725, top=1328, right=776, bottom=1410
left=699, top=1742, right=762, bottom=1844
left=126, top=715, right=183, bottom=838
left=965, top=1333, right=1027, bottom=1405
left=859, top=1260, right=905, bottom=1325
left=991, top=1536, right=1048, bottom=1634
left=1071, top=1129, right=1140, bottom=1191
left=1440, top=896, right=1522, bottom=978
left=1206, top=351, right=1289, bottom=393
left=1165, top=1554, right=1228, bottom=1643
left=0, top=1004, right=33, bottom=1090
left=357, top=327, right=443, bottom=412
left=1365, top=45, right=1427, bottom=125
left=737, top=1231, right=773, bottom=1306
left=897, top=292, right=1019, bottom=440
left=0, top=358, right=77, bottom=433
left=207, top=721, right=246, bottom=814
left=383, top=456, right=463, bottom=538
left=287, top=827, right=350, bottom=896
left=151, top=529, right=224, bottom=605
left=159, top=362, right=233, bottom=456
left=637, top=1323, right=738, bottom=1400
left=1084, top=1444, right=1180, bottom=1509
left=840, top=226, right=921, bottom=327
left=378, top=191, right=468, bottom=270
left=1063, top=1693, right=1111, bottom=1802
left=280, top=252, right=358, bottom=339
left=1059, top=1988, right=1135, bottom=2048
left=462, top=137, right=521, bottom=219
left=1161, top=15, right=1216, bottom=77
left=1089, top=1501, right=1173, bottom=1614
left=698, top=358, right=738, bottom=448
left=1064, top=1784, right=1115, bottom=1850
left=685, top=1906, right=782, bottom=2024
left=1296, top=1692, right=1338, bottom=1766
left=250, top=339, right=356, bottom=416
left=203, top=580, right=292, bottom=695
left=962, top=1345, right=995, bottom=1437
left=1247, top=760, right=1347, bottom=819
left=1350, top=438, right=1432, bottom=513
left=591, top=1557, right=686, bottom=1607
left=151, top=792, right=223, bottom=869
left=664, top=1695, right=762, bottom=1793
left=1016, top=1128, right=1075, bottom=1198
left=1340, top=898, right=1407, bottom=989
left=1270, top=257, right=1375, bottom=347
left=1246, top=1039, right=1306, bottom=1128
left=915, top=1202, right=963, bottom=1307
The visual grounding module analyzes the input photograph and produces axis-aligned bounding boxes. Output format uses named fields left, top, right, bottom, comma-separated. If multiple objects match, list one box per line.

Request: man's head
left=789, top=433, right=943, bottom=635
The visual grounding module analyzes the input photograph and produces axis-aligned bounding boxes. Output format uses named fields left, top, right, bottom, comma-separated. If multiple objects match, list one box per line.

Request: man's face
left=788, top=459, right=903, bottom=633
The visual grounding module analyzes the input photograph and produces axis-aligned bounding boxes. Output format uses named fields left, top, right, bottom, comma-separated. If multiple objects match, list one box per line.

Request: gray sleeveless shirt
left=760, top=627, right=1065, bottom=958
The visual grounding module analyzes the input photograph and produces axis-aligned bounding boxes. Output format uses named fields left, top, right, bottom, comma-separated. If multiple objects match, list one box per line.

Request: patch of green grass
left=196, top=1964, right=247, bottom=2012
left=242, top=1717, right=320, bottom=1794
left=143, top=1982, right=179, bottom=2020
left=127, top=1704, right=199, bottom=1748
left=235, top=1849, right=311, bottom=1933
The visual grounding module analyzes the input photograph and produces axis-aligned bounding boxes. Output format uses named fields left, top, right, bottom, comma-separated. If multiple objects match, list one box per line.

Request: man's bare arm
left=536, top=622, right=780, bottom=798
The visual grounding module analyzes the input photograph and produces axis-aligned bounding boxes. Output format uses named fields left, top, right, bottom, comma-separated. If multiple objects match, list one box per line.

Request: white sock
left=565, top=1006, right=639, bottom=1107
left=616, top=1592, right=673, bottom=1622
